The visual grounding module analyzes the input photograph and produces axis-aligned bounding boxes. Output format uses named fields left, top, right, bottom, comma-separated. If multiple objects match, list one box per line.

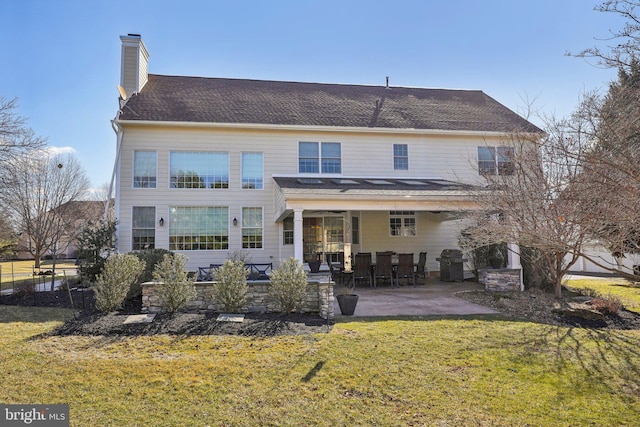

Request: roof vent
left=385, top=76, right=390, bottom=89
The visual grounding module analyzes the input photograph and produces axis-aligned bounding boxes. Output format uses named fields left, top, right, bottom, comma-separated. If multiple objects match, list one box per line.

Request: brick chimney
left=119, top=34, right=149, bottom=97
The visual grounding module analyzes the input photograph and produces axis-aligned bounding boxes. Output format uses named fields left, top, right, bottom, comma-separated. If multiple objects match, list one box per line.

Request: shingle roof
left=119, top=74, right=542, bottom=133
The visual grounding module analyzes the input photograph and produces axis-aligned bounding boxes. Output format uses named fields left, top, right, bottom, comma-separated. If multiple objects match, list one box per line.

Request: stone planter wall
left=142, top=280, right=334, bottom=319
left=478, top=268, right=522, bottom=292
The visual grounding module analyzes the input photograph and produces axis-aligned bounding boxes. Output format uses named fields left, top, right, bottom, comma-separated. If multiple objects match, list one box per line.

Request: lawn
left=1, top=305, right=639, bottom=426
left=566, top=276, right=640, bottom=312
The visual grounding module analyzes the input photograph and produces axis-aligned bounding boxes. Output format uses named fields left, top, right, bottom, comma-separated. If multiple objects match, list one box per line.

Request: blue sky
left=0, top=0, right=623, bottom=188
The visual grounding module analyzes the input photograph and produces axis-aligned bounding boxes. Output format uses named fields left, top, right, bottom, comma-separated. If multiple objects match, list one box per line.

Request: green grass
left=566, top=276, right=640, bottom=312
left=0, top=306, right=639, bottom=426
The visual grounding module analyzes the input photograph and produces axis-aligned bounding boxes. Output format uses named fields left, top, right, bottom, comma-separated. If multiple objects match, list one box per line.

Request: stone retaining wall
left=142, top=280, right=334, bottom=319
left=478, top=268, right=522, bottom=292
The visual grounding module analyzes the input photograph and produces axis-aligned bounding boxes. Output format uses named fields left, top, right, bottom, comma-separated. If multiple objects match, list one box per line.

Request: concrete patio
left=333, top=280, right=499, bottom=318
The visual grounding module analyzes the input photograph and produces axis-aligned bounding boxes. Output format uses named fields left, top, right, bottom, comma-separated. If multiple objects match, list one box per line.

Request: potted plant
left=305, top=242, right=322, bottom=273
left=489, top=245, right=504, bottom=269
left=335, top=277, right=358, bottom=316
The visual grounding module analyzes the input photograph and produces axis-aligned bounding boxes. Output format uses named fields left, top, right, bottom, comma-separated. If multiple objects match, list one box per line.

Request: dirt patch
left=457, top=287, right=640, bottom=330
left=1, top=288, right=333, bottom=337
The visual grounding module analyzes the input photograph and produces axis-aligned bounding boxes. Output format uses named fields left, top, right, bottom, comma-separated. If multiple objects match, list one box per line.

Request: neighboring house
left=112, top=34, right=541, bottom=275
left=17, top=200, right=111, bottom=260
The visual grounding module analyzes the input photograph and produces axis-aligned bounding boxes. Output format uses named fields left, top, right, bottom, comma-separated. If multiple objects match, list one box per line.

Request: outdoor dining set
left=328, top=251, right=428, bottom=288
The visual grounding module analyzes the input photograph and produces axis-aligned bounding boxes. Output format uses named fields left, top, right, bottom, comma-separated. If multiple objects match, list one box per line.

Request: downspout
left=105, top=119, right=123, bottom=221
left=105, top=119, right=123, bottom=254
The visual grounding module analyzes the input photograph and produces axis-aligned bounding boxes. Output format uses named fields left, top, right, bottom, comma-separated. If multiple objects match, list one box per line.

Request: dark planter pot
left=308, top=260, right=321, bottom=273
left=337, top=294, right=359, bottom=316
left=489, top=258, right=503, bottom=269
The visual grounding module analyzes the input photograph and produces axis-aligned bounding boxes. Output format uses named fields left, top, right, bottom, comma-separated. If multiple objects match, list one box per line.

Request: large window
left=242, top=152, right=263, bottom=189
left=132, top=206, right=155, bottom=250
left=299, top=142, right=341, bottom=173
left=170, top=151, right=229, bottom=188
left=133, top=151, right=157, bottom=188
left=389, top=211, right=416, bottom=236
left=478, top=146, right=514, bottom=175
left=169, top=206, right=229, bottom=250
left=393, top=144, right=408, bottom=170
left=242, top=207, right=263, bottom=249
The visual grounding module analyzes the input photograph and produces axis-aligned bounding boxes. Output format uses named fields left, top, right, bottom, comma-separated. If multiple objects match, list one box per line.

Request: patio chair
left=397, top=253, right=416, bottom=286
left=197, top=267, right=212, bottom=281
left=353, top=253, right=373, bottom=287
left=247, top=263, right=272, bottom=280
left=374, top=252, right=395, bottom=287
left=416, top=252, right=428, bottom=284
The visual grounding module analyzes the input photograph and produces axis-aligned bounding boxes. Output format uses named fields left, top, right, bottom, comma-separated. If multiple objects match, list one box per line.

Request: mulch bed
left=457, top=287, right=640, bottom=330
left=0, top=288, right=334, bottom=337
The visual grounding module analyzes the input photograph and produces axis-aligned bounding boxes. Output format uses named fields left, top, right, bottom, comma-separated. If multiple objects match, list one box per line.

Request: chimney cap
left=127, top=33, right=141, bottom=37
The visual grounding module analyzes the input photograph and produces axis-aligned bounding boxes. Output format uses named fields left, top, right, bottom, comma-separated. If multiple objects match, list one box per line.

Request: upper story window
left=299, top=142, right=341, bottom=174
left=478, top=146, right=514, bottom=176
left=393, top=144, right=408, bottom=170
left=242, top=152, right=263, bottom=189
left=170, top=151, right=229, bottom=188
left=169, top=206, right=229, bottom=250
left=133, top=150, right=157, bottom=188
left=389, top=211, right=416, bottom=237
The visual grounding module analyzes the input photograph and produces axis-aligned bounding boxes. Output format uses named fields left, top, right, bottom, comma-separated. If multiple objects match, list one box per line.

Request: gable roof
left=119, top=74, right=542, bottom=133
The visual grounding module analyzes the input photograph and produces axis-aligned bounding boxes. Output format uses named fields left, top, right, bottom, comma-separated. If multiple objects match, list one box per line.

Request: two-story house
left=112, top=34, right=541, bottom=275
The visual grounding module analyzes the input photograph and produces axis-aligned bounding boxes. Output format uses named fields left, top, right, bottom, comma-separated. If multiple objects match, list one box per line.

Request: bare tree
left=571, top=1, right=640, bottom=69
left=0, top=97, right=46, bottom=165
left=462, top=124, right=590, bottom=298
left=1, top=151, right=90, bottom=275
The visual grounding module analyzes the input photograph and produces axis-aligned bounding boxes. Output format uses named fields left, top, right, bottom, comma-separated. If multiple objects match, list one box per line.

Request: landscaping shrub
left=588, top=294, right=624, bottom=314
left=131, top=248, right=174, bottom=297
left=76, top=220, right=117, bottom=284
left=520, top=246, right=553, bottom=291
left=269, top=257, right=308, bottom=313
left=152, top=253, right=196, bottom=313
left=213, top=259, right=248, bottom=313
left=93, top=253, right=145, bottom=312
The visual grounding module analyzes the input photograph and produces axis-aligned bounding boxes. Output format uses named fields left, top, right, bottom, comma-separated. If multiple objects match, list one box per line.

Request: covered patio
left=274, top=176, right=485, bottom=274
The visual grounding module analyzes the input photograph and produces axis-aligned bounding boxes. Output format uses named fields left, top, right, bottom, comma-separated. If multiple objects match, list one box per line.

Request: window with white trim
left=170, top=151, right=229, bottom=188
left=393, top=144, right=408, bottom=170
left=132, top=206, right=155, bottom=250
left=242, top=152, right=263, bottom=189
left=283, top=216, right=294, bottom=245
left=389, top=211, right=416, bottom=236
left=133, top=151, right=157, bottom=188
left=242, top=207, right=263, bottom=249
left=478, top=146, right=514, bottom=175
left=299, top=142, right=341, bottom=173
left=169, top=206, right=229, bottom=250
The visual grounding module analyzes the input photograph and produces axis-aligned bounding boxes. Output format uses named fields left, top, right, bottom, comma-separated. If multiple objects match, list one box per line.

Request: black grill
left=436, top=249, right=467, bottom=282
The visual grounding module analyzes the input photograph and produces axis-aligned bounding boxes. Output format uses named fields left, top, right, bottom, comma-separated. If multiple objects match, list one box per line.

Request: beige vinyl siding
left=121, top=46, right=139, bottom=96
left=117, top=124, right=501, bottom=270
left=356, top=211, right=470, bottom=273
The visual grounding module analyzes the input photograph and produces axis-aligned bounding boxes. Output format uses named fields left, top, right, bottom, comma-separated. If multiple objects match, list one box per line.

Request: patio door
left=303, top=216, right=344, bottom=263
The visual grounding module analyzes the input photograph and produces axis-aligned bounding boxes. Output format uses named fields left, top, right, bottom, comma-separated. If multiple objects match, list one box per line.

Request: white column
left=507, top=242, right=524, bottom=291
left=293, top=209, right=304, bottom=263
